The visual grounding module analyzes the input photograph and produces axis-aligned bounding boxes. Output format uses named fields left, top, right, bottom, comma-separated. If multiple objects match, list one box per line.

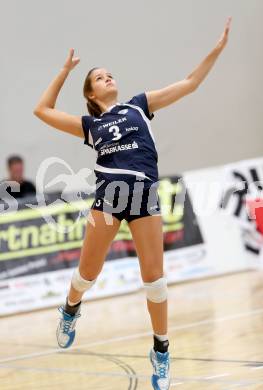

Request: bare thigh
left=128, top=215, right=164, bottom=282
left=79, top=209, right=121, bottom=279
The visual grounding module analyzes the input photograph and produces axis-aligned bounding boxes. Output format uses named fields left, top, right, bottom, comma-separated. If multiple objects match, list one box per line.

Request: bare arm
left=146, top=17, right=232, bottom=113
left=33, top=49, right=84, bottom=138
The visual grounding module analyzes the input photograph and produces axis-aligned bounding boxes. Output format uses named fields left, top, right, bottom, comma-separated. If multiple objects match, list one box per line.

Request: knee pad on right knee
left=144, top=277, right=168, bottom=303
left=71, top=268, right=97, bottom=293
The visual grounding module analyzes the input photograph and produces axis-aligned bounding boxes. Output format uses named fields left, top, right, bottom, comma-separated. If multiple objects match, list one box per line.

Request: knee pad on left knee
left=144, top=277, right=168, bottom=303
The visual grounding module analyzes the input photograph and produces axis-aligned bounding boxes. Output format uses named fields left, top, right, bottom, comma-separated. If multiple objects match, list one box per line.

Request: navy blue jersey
left=82, top=92, right=159, bottom=197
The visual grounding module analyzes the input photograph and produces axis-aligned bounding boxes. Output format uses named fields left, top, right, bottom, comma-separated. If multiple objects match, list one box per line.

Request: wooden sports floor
left=1, top=270, right=263, bottom=389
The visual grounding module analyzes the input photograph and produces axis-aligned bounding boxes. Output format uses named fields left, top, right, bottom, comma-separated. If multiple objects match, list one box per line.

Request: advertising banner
left=0, top=175, right=207, bottom=315
left=220, top=157, right=263, bottom=267
left=2, top=155, right=260, bottom=317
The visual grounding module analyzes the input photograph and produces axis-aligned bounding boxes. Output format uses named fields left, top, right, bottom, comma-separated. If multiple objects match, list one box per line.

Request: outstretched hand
left=216, top=17, right=232, bottom=51
left=63, top=48, right=80, bottom=72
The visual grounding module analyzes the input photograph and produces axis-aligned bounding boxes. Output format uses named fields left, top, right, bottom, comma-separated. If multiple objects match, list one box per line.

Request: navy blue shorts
left=90, top=185, right=162, bottom=223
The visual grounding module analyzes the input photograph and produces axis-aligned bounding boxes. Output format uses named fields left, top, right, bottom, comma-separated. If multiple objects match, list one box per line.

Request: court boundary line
left=1, top=363, right=263, bottom=387
left=0, top=307, right=263, bottom=364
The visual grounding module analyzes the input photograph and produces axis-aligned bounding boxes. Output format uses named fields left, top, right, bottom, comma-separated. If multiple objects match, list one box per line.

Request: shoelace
left=58, top=306, right=81, bottom=333
left=157, top=361, right=169, bottom=378
left=62, top=317, right=75, bottom=333
left=154, top=352, right=169, bottom=378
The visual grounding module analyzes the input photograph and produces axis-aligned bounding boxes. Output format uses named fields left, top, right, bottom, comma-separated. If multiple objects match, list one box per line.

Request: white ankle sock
left=67, top=298, right=81, bottom=306
left=154, top=333, right=168, bottom=342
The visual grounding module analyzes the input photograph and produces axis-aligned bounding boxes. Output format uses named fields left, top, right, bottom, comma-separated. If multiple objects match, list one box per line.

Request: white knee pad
left=71, top=268, right=97, bottom=293
left=144, top=277, right=168, bottom=303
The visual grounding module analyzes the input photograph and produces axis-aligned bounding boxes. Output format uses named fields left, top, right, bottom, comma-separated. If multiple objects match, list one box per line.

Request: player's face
left=89, top=68, right=118, bottom=102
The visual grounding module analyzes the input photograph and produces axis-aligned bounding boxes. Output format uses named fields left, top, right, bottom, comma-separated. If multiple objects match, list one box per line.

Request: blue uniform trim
left=94, top=163, right=152, bottom=180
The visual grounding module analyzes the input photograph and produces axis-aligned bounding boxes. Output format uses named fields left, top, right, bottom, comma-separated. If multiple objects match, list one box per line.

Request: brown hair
left=7, top=155, right=23, bottom=168
left=83, top=67, right=102, bottom=118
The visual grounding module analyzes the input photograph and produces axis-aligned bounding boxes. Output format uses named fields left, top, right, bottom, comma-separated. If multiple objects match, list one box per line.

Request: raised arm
left=146, top=17, right=232, bottom=113
left=33, top=49, right=84, bottom=138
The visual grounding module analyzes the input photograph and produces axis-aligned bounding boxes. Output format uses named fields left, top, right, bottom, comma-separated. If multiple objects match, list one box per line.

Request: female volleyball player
left=33, top=17, right=231, bottom=390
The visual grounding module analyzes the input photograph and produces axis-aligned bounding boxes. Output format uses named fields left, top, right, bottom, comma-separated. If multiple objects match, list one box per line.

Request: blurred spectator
left=0, top=155, right=36, bottom=199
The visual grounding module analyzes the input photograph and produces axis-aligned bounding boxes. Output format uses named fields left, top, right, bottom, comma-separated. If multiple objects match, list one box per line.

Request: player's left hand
left=216, top=17, right=232, bottom=51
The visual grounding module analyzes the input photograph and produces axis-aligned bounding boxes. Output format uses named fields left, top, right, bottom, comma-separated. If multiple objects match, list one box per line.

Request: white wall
left=1, top=0, right=262, bottom=191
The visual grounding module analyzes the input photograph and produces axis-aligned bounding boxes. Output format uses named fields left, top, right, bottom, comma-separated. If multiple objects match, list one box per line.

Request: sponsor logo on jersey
left=98, top=117, right=127, bottom=131
left=100, top=141, right=138, bottom=156
left=118, top=109, right=128, bottom=115
left=125, top=126, right=138, bottom=132
left=95, top=137, right=102, bottom=146
left=100, top=141, right=118, bottom=150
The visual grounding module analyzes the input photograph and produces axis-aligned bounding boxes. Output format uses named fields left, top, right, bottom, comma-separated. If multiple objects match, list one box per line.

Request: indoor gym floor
left=1, top=270, right=263, bottom=390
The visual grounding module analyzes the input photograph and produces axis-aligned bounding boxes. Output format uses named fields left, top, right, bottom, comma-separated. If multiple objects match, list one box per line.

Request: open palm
left=63, top=48, right=80, bottom=71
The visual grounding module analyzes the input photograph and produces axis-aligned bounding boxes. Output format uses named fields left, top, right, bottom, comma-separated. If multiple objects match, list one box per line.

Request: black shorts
left=90, top=185, right=162, bottom=223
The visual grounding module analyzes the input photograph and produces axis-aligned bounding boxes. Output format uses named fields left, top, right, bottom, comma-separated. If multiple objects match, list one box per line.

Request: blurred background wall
left=1, top=0, right=262, bottom=190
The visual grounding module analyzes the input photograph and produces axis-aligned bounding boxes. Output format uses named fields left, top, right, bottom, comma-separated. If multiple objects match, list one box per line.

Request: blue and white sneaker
left=150, top=348, right=171, bottom=390
left=56, top=305, right=81, bottom=348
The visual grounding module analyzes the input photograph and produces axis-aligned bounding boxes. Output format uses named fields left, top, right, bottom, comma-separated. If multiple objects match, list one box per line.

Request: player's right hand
left=63, top=48, right=80, bottom=72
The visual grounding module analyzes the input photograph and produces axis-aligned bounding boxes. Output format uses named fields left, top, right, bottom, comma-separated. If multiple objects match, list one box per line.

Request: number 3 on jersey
left=109, top=125, right=122, bottom=141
